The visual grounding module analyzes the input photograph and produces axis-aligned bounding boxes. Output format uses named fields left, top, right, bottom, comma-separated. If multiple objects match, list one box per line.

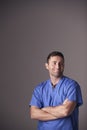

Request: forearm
left=42, top=100, right=76, bottom=118
left=30, top=106, right=57, bottom=121
left=42, top=105, right=67, bottom=118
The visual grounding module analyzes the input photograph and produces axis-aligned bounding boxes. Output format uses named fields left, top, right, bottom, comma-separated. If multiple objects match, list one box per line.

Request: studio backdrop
left=1, top=1, right=87, bottom=130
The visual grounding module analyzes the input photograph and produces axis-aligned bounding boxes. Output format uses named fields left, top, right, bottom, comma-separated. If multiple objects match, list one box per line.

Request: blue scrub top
left=29, top=76, right=83, bottom=130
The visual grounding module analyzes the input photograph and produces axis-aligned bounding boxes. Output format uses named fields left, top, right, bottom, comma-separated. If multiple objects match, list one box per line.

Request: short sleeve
left=66, top=81, right=83, bottom=107
left=29, top=87, right=42, bottom=108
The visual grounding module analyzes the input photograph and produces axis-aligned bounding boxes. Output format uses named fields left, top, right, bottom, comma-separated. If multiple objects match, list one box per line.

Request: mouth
left=55, top=69, right=60, bottom=72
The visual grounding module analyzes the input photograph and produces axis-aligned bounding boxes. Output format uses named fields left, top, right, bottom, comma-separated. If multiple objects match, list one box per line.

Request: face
left=45, top=56, right=64, bottom=78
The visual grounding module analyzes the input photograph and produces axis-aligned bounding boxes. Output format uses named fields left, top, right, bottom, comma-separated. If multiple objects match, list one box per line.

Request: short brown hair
left=46, top=51, right=64, bottom=63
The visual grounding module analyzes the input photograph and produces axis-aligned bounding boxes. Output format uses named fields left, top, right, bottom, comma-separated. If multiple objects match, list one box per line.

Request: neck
left=50, top=75, right=62, bottom=87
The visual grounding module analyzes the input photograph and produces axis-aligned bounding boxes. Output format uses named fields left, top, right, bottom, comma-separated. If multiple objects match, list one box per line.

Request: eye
left=59, top=63, right=64, bottom=66
left=53, top=61, right=56, bottom=65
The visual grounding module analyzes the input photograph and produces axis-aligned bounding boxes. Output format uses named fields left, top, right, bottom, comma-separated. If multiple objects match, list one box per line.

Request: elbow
left=64, top=110, right=71, bottom=117
left=63, top=111, right=69, bottom=117
left=30, top=113, right=34, bottom=119
left=30, top=109, right=37, bottom=120
left=31, top=115, right=35, bottom=120
left=30, top=106, right=38, bottom=120
left=30, top=112, right=37, bottom=119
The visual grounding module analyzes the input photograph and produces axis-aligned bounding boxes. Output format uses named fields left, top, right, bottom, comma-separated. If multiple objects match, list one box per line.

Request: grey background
left=1, top=0, right=87, bottom=130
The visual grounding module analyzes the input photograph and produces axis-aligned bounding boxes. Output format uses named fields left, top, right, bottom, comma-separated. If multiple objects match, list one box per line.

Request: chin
left=56, top=73, right=63, bottom=78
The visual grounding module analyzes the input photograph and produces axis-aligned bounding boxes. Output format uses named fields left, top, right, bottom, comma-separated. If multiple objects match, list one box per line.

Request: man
left=29, top=51, right=83, bottom=130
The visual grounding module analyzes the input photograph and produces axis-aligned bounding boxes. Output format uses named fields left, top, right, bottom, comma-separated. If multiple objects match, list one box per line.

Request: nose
left=56, top=63, right=60, bottom=69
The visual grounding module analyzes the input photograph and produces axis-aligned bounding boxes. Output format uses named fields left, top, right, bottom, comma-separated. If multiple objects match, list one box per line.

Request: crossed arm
left=30, top=99, right=76, bottom=121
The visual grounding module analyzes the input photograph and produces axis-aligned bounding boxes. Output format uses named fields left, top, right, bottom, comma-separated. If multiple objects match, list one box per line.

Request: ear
left=45, top=63, right=49, bottom=70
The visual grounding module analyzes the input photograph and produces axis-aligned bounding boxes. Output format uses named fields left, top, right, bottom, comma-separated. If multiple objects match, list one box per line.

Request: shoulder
left=63, top=76, right=80, bottom=88
left=34, top=79, right=49, bottom=91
